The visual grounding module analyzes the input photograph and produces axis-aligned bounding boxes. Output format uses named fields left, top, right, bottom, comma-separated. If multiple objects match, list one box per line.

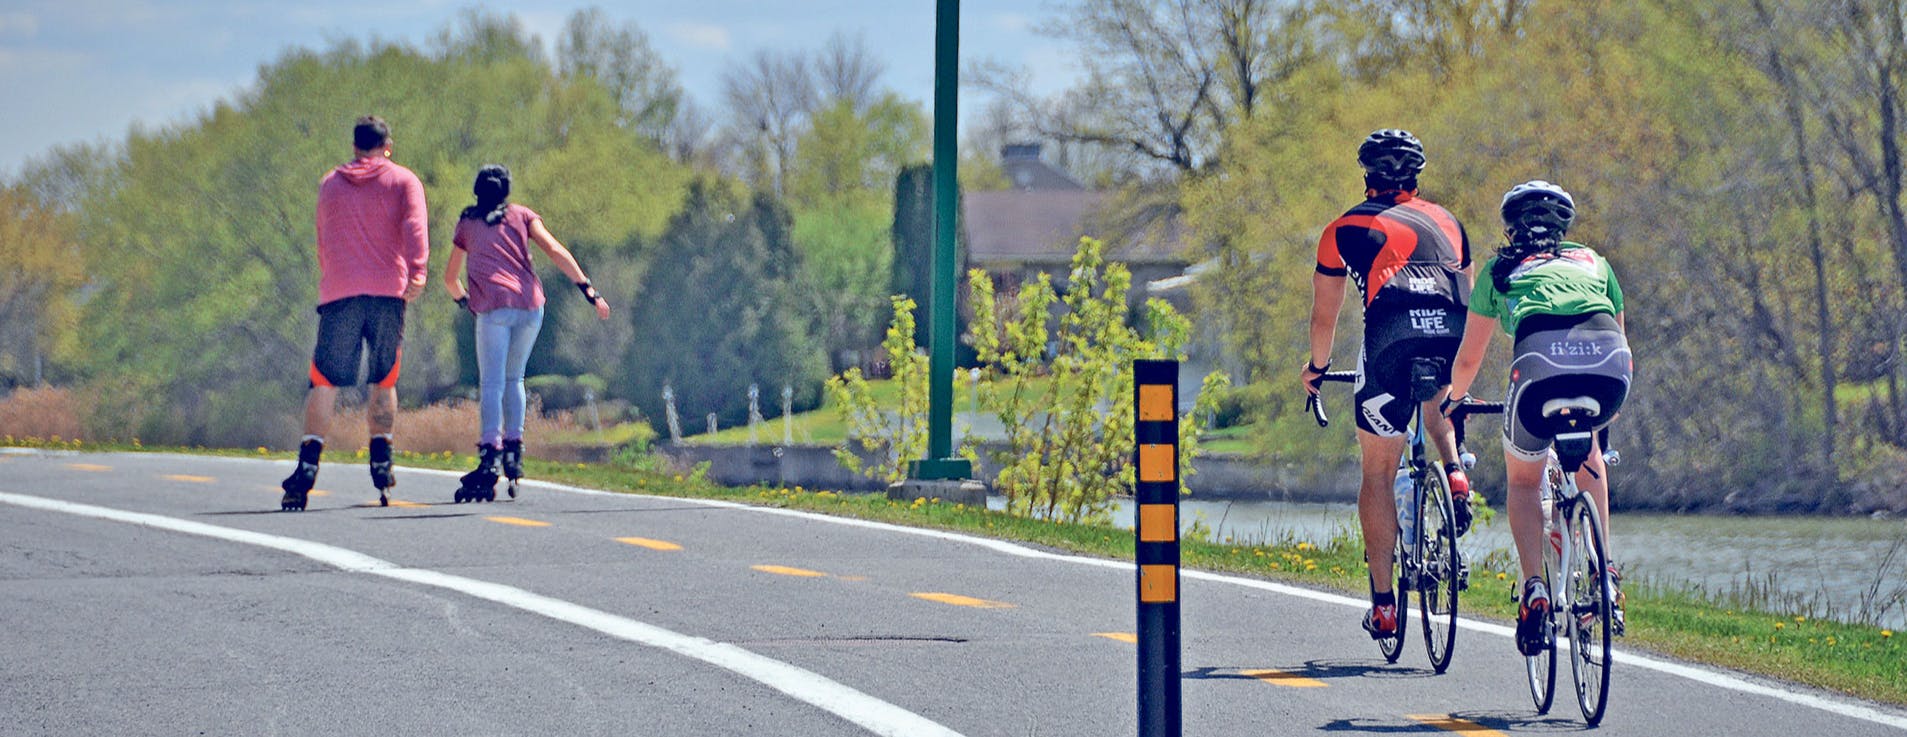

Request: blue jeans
left=474, top=306, right=544, bottom=448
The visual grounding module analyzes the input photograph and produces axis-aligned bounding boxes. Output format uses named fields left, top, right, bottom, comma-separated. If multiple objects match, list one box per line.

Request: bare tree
left=556, top=7, right=685, bottom=146
left=815, top=32, right=885, bottom=113
left=1753, top=0, right=1907, bottom=437
left=722, top=50, right=820, bottom=194
left=976, top=0, right=1314, bottom=176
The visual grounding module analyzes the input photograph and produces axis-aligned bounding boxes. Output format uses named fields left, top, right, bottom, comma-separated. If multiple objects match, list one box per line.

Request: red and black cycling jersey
left=1316, top=191, right=1472, bottom=310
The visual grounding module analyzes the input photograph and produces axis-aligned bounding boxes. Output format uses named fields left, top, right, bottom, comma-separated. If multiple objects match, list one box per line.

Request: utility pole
left=896, top=0, right=981, bottom=504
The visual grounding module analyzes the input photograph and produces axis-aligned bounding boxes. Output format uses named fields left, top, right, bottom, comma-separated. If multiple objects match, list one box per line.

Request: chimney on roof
left=1001, top=143, right=1042, bottom=162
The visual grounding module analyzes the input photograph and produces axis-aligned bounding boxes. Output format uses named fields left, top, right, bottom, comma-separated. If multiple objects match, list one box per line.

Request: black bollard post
left=1133, top=359, right=1180, bottom=737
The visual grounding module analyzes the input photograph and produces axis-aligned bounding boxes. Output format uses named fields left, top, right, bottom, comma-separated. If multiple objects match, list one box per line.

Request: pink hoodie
left=315, top=156, right=429, bottom=305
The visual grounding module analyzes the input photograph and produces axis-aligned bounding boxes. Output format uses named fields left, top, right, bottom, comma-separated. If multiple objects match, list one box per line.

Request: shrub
left=0, top=386, right=83, bottom=441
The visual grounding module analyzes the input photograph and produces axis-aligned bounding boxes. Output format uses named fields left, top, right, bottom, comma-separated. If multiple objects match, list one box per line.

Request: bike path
left=0, top=449, right=1901, bottom=736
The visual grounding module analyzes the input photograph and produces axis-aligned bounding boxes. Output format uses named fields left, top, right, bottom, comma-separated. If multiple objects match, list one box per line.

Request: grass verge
left=5, top=435, right=1903, bottom=708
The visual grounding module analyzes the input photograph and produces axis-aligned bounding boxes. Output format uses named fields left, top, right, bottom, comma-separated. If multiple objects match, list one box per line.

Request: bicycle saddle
left=1541, top=396, right=1602, bottom=419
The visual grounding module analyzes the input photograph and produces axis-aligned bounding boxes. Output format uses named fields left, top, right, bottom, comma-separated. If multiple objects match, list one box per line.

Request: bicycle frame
left=1451, top=401, right=1615, bottom=725
left=1307, top=360, right=1464, bottom=672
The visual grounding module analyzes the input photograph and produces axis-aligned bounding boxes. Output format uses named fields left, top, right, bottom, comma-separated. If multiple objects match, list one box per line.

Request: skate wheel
left=379, top=493, right=390, bottom=507
left=453, top=489, right=467, bottom=504
left=483, top=488, right=496, bottom=502
left=507, top=482, right=517, bottom=499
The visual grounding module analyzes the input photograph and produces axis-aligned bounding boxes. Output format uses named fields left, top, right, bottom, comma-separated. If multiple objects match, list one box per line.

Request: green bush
left=524, top=374, right=609, bottom=413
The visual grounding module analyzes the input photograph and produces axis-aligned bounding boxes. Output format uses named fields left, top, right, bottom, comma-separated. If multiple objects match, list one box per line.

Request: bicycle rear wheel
left=1527, top=484, right=1561, bottom=714
left=1525, top=564, right=1557, bottom=713
left=1377, top=535, right=1409, bottom=663
left=1567, top=495, right=1614, bottom=725
left=1418, top=464, right=1460, bottom=673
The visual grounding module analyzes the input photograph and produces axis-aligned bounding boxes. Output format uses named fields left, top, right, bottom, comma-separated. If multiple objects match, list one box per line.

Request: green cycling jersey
left=1470, top=241, right=1624, bottom=337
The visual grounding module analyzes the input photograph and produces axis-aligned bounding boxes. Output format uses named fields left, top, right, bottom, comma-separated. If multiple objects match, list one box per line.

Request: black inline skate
left=280, top=439, right=322, bottom=511
left=368, top=436, right=395, bottom=507
left=454, top=444, right=501, bottom=503
left=500, top=438, right=524, bottom=499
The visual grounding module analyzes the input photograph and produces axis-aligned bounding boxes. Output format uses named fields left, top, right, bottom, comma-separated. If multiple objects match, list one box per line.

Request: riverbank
left=8, top=437, right=1900, bottom=708
left=653, top=441, right=1907, bottom=516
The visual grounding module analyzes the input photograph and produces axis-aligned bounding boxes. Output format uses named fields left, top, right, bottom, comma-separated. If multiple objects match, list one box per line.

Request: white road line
left=470, top=473, right=1907, bottom=732
left=0, top=489, right=965, bottom=737
left=22, top=452, right=1907, bottom=731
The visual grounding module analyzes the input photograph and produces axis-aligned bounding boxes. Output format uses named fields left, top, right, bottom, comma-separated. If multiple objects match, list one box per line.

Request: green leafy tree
left=30, top=9, right=687, bottom=446
left=786, top=96, right=930, bottom=370
left=625, top=179, right=827, bottom=432
left=825, top=296, right=936, bottom=484
left=969, top=237, right=1229, bottom=523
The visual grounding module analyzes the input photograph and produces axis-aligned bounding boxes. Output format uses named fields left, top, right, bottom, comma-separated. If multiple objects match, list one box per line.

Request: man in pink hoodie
left=281, top=115, right=429, bottom=511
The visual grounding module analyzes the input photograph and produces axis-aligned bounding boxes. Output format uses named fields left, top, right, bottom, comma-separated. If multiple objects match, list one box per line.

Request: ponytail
left=459, top=164, right=511, bottom=225
left=1490, top=232, right=1563, bottom=294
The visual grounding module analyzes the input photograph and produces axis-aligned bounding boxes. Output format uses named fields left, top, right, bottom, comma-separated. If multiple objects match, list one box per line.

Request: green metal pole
left=911, top=0, right=971, bottom=481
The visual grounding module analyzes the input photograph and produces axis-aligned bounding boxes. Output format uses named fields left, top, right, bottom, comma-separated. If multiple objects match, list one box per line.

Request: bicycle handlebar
left=1304, top=371, right=1359, bottom=427
left=1445, top=400, right=1505, bottom=448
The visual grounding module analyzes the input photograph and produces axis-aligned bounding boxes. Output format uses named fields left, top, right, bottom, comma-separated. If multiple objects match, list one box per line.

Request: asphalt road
left=1, top=448, right=1902, bottom=737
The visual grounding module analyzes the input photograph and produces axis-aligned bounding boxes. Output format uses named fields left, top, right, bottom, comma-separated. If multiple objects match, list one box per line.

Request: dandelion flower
left=257, top=447, right=269, bottom=455
left=1794, top=616, right=1807, bottom=623
left=1775, top=622, right=1786, bottom=630
left=1884, top=630, right=1894, bottom=639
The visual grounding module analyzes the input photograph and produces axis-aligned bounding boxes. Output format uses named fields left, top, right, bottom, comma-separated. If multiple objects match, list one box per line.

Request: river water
left=1081, top=498, right=1907, bottom=630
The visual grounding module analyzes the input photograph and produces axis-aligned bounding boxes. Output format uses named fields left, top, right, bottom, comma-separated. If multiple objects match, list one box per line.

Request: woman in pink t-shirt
left=443, top=164, right=611, bottom=500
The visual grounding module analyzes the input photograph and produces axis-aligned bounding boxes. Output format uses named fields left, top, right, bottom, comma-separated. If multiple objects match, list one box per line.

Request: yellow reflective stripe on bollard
left=1139, top=564, right=1177, bottom=603
left=1138, top=504, right=1176, bottom=543
left=1138, top=384, right=1174, bottom=421
left=1137, top=444, right=1175, bottom=482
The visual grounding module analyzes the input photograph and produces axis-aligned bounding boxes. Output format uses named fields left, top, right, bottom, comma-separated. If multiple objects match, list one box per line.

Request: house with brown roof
left=962, top=144, right=1195, bottom=305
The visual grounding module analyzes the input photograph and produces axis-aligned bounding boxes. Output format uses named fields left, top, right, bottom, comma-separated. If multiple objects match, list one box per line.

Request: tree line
left=970, top=0, right=1907, bottom=511
left=7, top=2, right=1906, bottom=512
left=0, top=8, right=933, bottom=447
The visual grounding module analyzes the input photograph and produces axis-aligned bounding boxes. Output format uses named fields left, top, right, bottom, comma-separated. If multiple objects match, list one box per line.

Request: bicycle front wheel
left=1418, top=464, right=1460, bottom=673
left=1567, top=495, right=1614, bottom=725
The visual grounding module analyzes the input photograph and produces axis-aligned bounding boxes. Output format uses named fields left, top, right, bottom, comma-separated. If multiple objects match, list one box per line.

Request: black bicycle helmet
left=1500, top=180, right=1575, bottom=240
left=1357, top=129, right=1426, bottom=180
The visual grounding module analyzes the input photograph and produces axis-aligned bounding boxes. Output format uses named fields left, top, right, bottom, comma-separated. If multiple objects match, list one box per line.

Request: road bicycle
left=1307, top=357, right=1467, bottom=673
left=1449, top=397, right=1617, bottom=726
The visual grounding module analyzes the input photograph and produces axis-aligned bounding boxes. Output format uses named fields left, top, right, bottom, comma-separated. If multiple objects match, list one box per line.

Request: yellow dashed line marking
left=1406, top=715, right=1507, bottom=736
left=162, top=474, right=215, bottom=483
left=385, top=499, right=425, bottom=507
left=66, top=463, right=111, bottom=472
left=910, top=592, right=1015, bottom=609
left=1243, top=669, right=1328, bottom=688
left=485, top=516, right=550, bottom=528
left=752, top=564, right=826, bottom=577
left=617, top=537, right=683, bottom=551
left=1092, top=632, right=1138, bottom=644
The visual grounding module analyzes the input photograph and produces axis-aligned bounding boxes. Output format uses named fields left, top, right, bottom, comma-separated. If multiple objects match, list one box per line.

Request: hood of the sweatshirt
left=334, top=155, right=391, bottom=184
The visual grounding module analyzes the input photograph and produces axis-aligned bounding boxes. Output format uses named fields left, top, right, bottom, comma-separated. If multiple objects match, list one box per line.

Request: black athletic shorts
left=1502, top=312, right=1631, bottom=461
left=1354, top=301, right=1464, bottom=437
left=309, top=296, right=406, bottom=388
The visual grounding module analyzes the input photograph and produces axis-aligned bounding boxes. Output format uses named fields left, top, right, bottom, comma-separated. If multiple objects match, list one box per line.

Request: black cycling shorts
left=1502, top=312, right=1630, bottom=461
left=309, top=296, right=406, bottom=389
left=1354, top=303, right=1464, bottom=437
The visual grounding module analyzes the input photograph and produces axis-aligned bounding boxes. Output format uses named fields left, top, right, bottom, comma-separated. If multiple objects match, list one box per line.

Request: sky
left=0, top=0, right=1084, bottom=177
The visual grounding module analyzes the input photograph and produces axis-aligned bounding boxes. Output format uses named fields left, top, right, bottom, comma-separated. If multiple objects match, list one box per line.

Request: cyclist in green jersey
left=1442, top=180, right=1632, bottom=655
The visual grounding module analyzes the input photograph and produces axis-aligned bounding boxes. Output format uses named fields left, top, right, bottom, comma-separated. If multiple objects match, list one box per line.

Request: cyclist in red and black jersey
left=1301, top=129, right=1478, bottom=639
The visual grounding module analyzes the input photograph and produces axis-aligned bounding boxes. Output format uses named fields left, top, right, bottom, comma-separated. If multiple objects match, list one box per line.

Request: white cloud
left=666, top=21, right=731, bottom=51
left=0, top=11, right=39, bottom=38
